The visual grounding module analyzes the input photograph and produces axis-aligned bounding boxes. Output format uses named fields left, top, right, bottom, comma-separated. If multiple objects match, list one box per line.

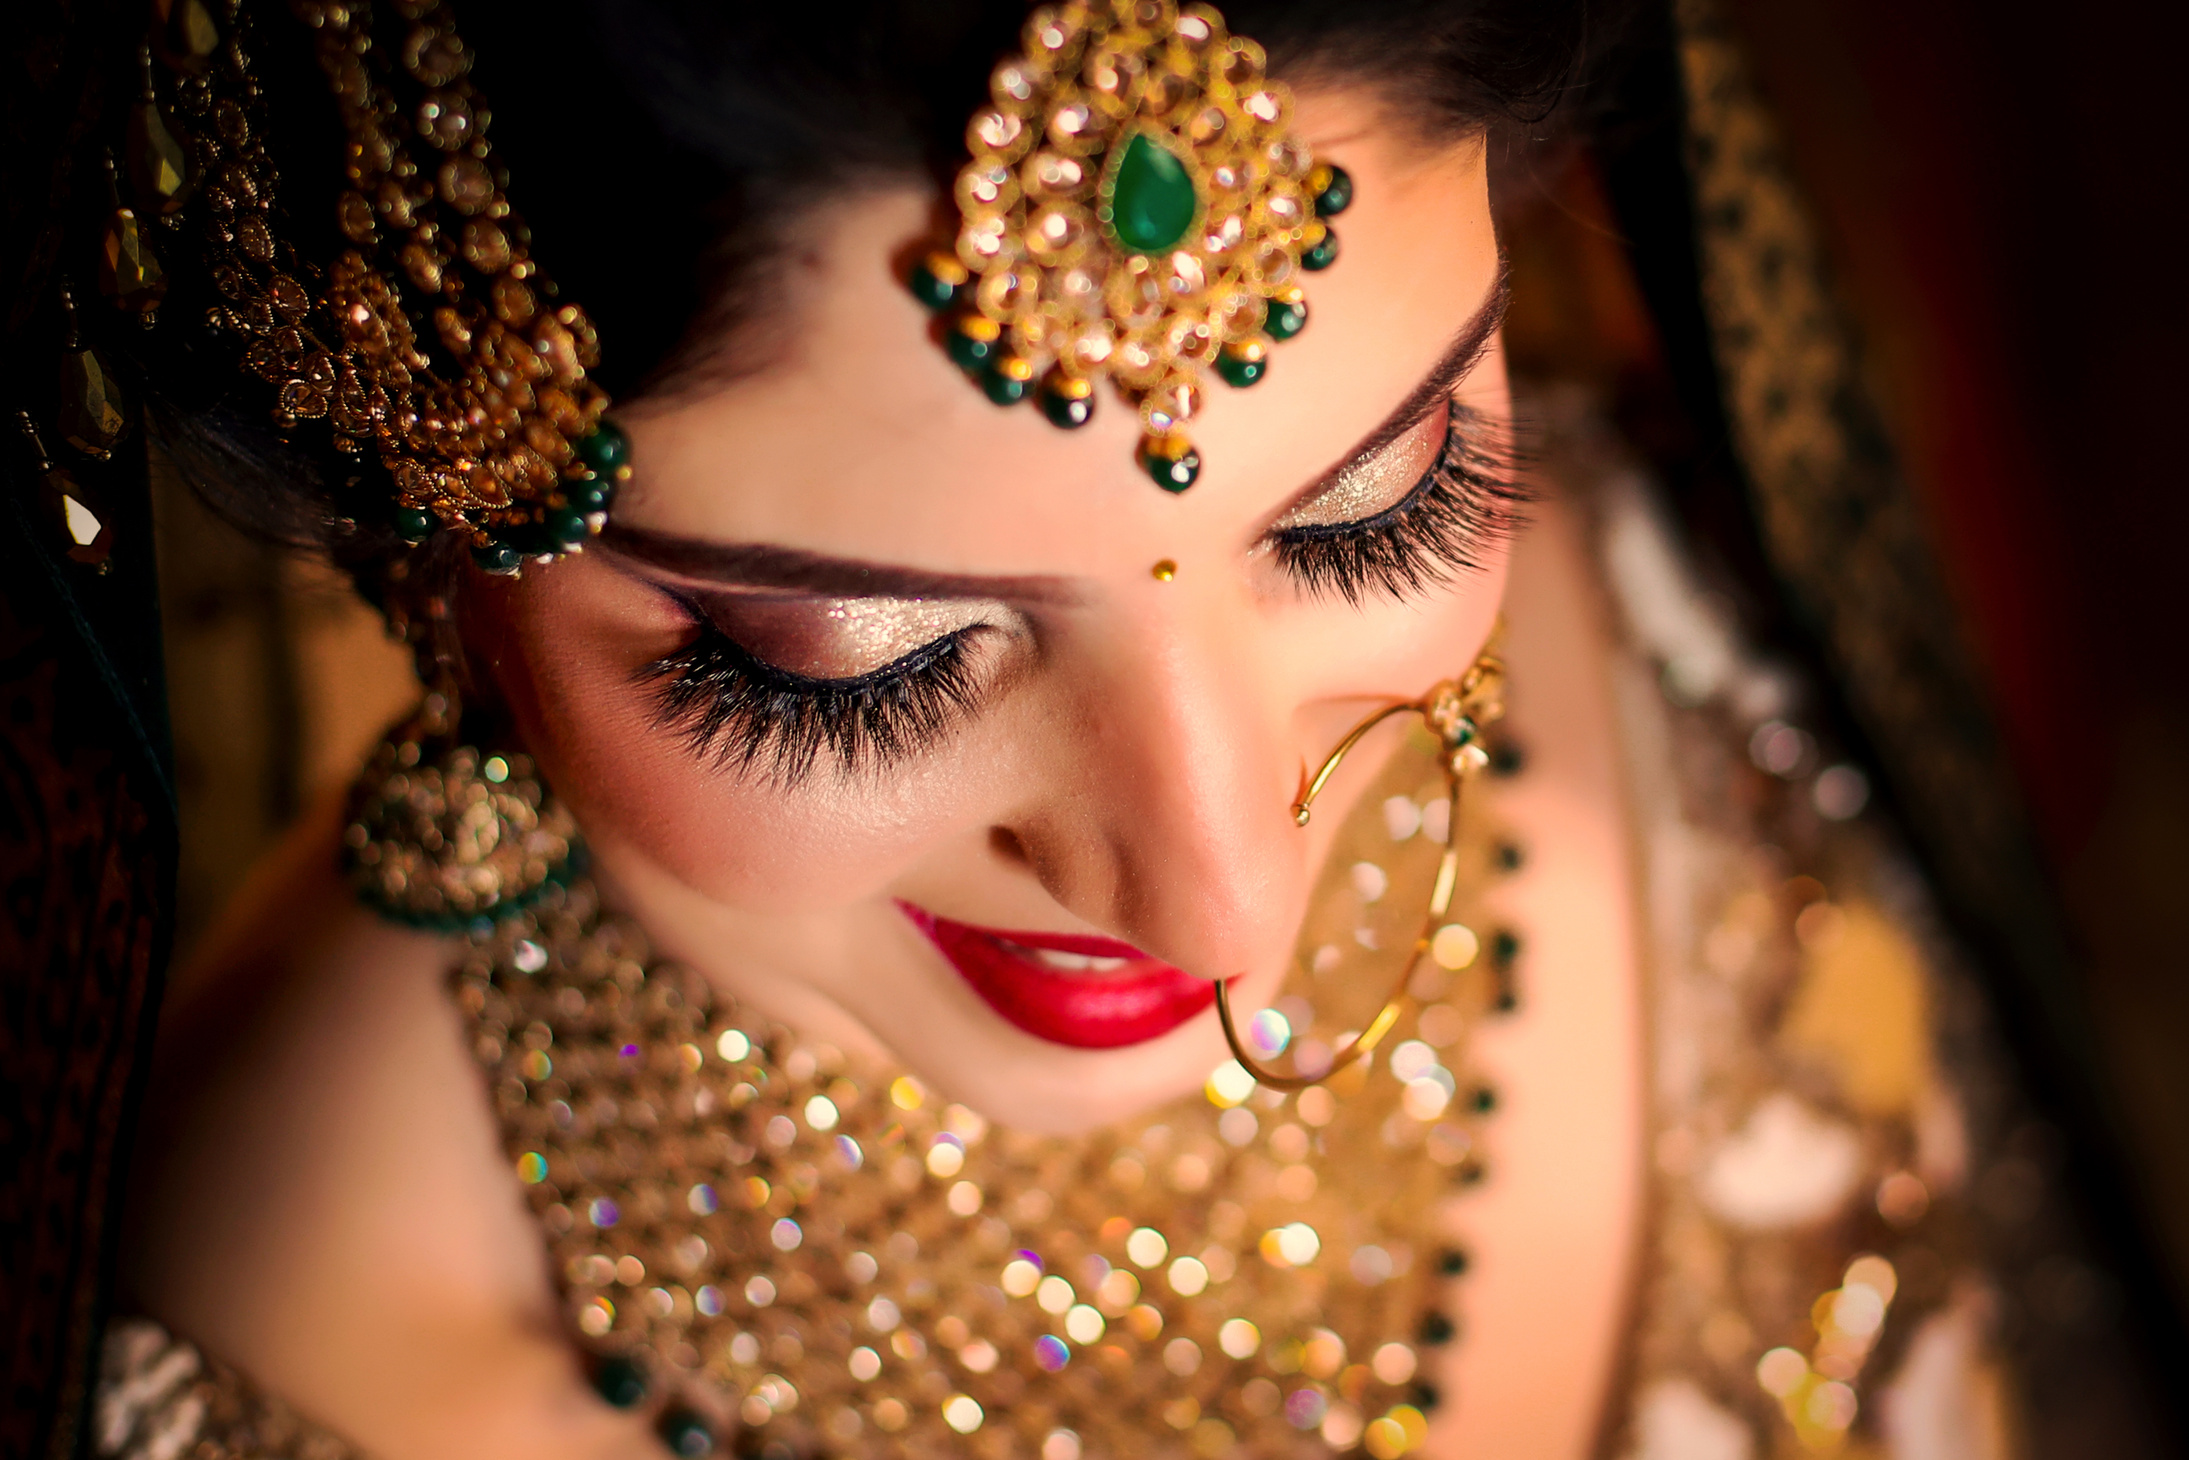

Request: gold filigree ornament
left=909, top=0, right=1353, bottom=492
left=344, top=688, right=586, bottom=932
left=127, top=0, right=629, bottom=575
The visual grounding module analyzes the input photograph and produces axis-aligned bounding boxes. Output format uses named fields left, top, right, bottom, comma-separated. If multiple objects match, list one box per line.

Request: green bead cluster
left=459, top=420, right=628, bottom=576
left=1303, top=162, right=1351, bottom=273
left=918, top=255, right=1098, bottom=431
left=365, top=840, right=589, bottom=937
left=906, top=157, right=1356, bottom=495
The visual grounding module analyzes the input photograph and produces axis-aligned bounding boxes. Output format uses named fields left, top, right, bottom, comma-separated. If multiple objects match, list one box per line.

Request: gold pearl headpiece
left=909, top=0, right=1353, bottom=492
left=78, top=0, right=627, bottom=577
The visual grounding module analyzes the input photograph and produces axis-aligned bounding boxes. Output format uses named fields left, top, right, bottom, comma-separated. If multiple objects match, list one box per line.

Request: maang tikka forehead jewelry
left=910, top=0, right=1353, bottom=493
left=1217, top=643, right=1506, bottom=1090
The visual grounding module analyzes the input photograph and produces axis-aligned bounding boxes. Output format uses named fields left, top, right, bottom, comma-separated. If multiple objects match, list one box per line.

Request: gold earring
left=1215, top=643, right=1506, bottom=1089
left=345, top=684, right=585, bottom=933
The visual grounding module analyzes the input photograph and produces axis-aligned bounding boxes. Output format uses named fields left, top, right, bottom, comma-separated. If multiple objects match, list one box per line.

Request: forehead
left=612, top=93, right=1497, bottom=576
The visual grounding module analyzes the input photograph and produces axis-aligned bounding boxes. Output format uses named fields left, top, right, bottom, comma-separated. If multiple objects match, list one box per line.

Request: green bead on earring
left=565, top=474, right=614, bottom=514
left=472, top=540, right=523, bottom=575
left=547, top=505, right=590, bottom=549
left=575, top=420, right=629, bottom=477
left=392, top=505, right=435, bottom=543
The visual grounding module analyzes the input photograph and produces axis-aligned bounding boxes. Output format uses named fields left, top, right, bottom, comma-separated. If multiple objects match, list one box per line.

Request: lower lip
left=896, top=902, right=1215, bottom=1050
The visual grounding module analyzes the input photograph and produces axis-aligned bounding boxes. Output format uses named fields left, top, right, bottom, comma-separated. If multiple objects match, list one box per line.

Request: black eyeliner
left=1269, top=403, right=1527, bottom=606
left=641, top=621, right=987, bottom=783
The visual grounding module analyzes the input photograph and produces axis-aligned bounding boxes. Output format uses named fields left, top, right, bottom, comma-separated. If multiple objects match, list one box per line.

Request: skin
left=124, top=91, right=1641, bottom=1458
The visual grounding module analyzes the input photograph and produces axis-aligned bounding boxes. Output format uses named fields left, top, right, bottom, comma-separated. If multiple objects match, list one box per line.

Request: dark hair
left=148, top=0, right=1602, bottom=586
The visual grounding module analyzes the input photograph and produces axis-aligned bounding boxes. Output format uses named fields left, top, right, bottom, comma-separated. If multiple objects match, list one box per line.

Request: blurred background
left=1504, top=0, right=2189, bottom=1332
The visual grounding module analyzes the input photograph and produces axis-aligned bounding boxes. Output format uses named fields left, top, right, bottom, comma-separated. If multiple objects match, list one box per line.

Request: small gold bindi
left=1151, top=559, right=1178, bottom=581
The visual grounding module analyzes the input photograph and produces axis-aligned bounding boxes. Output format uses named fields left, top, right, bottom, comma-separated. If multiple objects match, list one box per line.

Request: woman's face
left=472, top=92, right=1511, bottom=1133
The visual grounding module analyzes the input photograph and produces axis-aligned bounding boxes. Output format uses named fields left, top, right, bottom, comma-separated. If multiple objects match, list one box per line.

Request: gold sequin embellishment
left=460, top=732, right=1509, bottom=1457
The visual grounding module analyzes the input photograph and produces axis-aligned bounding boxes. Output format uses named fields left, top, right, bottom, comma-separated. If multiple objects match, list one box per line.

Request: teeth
left=1002, top=941, right=1133, bottom=973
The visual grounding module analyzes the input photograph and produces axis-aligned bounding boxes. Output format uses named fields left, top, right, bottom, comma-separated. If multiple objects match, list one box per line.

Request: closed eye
left=642, top=618, right=994, bottom=784
left=1269, top=397, right=1525, bottom=605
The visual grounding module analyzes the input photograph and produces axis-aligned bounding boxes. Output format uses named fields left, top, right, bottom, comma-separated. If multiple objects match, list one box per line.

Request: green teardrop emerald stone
left=1105, top=132, right=1198, bottom=255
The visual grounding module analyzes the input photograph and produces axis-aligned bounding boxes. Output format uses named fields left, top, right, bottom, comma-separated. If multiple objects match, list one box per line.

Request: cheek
left=471, top=568, right=995, bottom=915
left=1274, top=545, right=1512, bottom=702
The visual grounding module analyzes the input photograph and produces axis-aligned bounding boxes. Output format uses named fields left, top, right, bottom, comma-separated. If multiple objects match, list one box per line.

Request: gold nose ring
left=1214, top=646, right=1505, bottom=1090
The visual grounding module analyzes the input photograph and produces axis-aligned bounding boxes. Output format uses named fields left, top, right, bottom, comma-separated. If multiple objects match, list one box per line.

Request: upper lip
left=896, top=901, right=1216, bottom=1050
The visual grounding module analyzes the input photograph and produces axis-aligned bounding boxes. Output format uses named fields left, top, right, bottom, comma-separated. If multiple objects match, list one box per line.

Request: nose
left=1001, top=594, right=1322, bottom=984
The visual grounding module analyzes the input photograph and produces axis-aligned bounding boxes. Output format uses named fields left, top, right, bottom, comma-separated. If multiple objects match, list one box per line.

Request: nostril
left=989, top=826, right=1034, bottom=867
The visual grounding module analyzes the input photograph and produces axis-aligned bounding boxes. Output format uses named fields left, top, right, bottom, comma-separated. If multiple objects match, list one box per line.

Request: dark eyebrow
left=1268, top=258, right=1512, bottom=520
left=598, top=527, right=1077, bottom=603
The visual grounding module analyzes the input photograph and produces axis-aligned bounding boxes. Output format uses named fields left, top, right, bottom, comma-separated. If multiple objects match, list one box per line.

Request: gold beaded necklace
left=451, top=726, right=1514, bottom=1460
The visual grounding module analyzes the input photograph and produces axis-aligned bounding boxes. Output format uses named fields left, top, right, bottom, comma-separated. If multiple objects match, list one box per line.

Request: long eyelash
left=1271, top=403, right=1530, bottom=606
left=642, top=624, right=985, bottom=784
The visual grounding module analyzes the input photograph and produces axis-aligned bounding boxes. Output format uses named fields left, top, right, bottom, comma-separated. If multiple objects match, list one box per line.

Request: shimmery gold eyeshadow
left=1272, top=399, right=1449, bottom=532
left=700, top=594, right=1000, bottom=680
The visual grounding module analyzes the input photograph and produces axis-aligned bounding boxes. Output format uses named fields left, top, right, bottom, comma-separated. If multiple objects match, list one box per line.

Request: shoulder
left=119, top=802, right=647, bottom=1459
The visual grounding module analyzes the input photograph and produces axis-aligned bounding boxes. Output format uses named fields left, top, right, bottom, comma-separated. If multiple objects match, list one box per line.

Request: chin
left=900, top=1015, right=1239, bottom=1138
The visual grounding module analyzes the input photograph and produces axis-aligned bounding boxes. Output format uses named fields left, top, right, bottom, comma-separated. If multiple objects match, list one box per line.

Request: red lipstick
left=896, top=902, right=1214, bottom=1049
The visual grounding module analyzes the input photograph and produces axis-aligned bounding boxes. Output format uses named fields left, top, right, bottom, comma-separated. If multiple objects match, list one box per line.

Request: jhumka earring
left=345, top=684, right=585, bottom=934
left=1215, top=644, right=1507, bottom=1089
left=910, top=0, right=1352, bottom=492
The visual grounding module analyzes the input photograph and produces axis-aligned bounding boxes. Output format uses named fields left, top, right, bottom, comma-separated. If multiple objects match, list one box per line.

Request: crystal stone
left=97, top=208, right=167, bottom=311
left=41, top=468, right=112, bottom=569
left=158, top=0, right=219, bottom=72
left=60, top=347, right=126, bottom=457
left=127, top=101, right=195, bottom=214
